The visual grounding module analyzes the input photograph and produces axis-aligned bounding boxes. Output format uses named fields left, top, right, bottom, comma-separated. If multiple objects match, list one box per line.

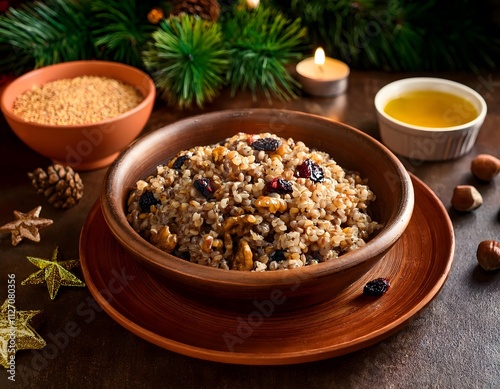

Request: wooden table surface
left=1, top=69, right=499, bottom=388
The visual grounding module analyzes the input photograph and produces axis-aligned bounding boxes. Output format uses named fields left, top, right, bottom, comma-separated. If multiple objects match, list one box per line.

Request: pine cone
left=171, top=0, right=220, bottom=21
left=28, top=164, right=84, bottom=209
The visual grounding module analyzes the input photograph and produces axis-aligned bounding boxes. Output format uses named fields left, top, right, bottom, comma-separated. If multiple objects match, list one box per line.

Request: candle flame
left=314, top=47, right=326, bottom=66
left=246, top=0, right=260, bottom=9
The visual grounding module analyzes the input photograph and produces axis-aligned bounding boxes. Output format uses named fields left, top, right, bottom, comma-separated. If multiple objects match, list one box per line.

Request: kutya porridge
left=126, top=132, right=382, bottom=271
left=12, top=75, right=143, bottom=125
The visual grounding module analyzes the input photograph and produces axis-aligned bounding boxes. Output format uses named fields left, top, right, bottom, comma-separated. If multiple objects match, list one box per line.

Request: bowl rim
left=0, top=60, right=156, bottom=129
left=101, top=108, right=414, bottom=286
left=374, top=77, right=487, bottom=133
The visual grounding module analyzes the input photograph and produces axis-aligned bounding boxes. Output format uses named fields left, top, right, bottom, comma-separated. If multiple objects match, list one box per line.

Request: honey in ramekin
left=384, top=90, right=478, bottom=128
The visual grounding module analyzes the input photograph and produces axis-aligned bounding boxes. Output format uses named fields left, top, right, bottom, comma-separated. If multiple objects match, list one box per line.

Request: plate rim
left=79, top=173, right=454, bottom=365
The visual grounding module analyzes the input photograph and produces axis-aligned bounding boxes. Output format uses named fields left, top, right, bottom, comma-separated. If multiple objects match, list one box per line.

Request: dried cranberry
left=172, top=155, right=190, bottom=169
left=297, top=159, right=324, bottom=183
left=251, top=138, right=281, bottom=151
left=266, top=178, right=293, bottom=194
left=363, top=278, right=390, bottom=296
left=270, top=250, right=286, bottom=262
left=139, top=191, right=160, bottom=212
left=194, top=178, right=214, bottom=199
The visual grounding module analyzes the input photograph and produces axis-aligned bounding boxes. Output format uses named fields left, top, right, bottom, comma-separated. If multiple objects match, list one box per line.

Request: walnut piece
left=232, top=239, right=254, bottom=271
left=150, top=226, right=178, bottom=253
left=254, top=196, right=287, bottom=213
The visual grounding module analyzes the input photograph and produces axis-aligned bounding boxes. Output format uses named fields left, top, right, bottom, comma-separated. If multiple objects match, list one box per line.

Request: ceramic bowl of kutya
left=1, top=60, right=155, bottom=170
left=101, top=109, right=414, bottom=312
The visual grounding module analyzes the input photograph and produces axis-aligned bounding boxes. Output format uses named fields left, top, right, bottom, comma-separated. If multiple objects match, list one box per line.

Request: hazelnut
left=470, top=154, right=500, bottom=182
left=451, top=185, right=483, bottom=212
left=477, top=240, right=500, bottom=271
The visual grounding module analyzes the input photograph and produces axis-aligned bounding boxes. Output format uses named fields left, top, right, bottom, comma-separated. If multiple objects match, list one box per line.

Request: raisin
left=194, top=178, right=214, bottom=199
left=251, top=137, right=281, bottom=151
left=172, top=154, right=190, bottom=169
left=297, top=159, right=325, bottom=183
left=266, top=178, right=293, bottom=194
left=270, top=250, right=286, bottom=262
left=363, top=278, right=390, bottom=296
left=176, top=251, right=191, bottom=261
left=139, top=191, right=160, bottom=212
left=311, top=251, right=322, bottom=261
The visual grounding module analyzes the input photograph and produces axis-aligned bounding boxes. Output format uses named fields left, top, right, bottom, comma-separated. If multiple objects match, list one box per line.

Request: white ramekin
left=374, top=77, right=487, bottom=161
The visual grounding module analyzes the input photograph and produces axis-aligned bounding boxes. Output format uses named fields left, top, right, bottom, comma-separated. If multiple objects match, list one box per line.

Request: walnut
left=150, top=226, right=178, bottom=253
left=223, top=232, right=234, bottom=258
left=254, top=195, right=287, bottom=213
left=231, top=239, right=254, bottom=271
left=201, top=235, right=214, bottom=253
left=223, top=214, right=260, bottom=236
left=200, top=235, right=223, bottom=253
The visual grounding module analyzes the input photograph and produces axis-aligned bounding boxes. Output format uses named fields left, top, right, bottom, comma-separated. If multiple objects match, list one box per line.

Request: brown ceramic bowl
left=101, top=109, right=414, bottom=311
left=0, top=60, right=155, bottom=170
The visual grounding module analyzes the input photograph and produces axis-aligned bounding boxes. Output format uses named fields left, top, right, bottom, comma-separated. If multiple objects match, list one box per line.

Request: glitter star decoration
left=21, top=246, right=86, bottom=300
left=0, top=206, right=53, bottom=246
left=0, top=299, right=46, bottom=369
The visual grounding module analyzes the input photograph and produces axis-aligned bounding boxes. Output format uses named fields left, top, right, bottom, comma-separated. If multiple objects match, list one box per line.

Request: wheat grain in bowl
left=126, top=132, right=382, bottom=272
left=12, top=75, right=144, bottom=125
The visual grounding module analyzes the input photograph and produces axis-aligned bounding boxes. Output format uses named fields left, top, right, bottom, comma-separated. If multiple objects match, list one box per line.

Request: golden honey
left=384, top=90, right=478, bottom=128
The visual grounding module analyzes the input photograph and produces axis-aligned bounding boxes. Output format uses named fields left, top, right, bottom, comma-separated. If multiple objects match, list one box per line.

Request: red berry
left=194, top=178, right=214, bottom=199
left=266, top=178, right=293, bottom=194
left=297, top=159, right=324, bottom=183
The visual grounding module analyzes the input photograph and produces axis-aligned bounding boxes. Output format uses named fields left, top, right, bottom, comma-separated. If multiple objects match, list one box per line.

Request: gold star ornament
left=21, top=247, right=86, bottom=300
left=0, top=299, right=46, bottom=369
left=0, top=206, right=53, bottom=246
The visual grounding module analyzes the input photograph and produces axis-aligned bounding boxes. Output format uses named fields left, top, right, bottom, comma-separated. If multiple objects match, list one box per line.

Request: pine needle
left=270, top=0, right=499, bottom=72
left=142, top=14, right=230, bottom=108
left=91, top=0, right=156, bottom=68
left=0, top=0, right=94, bottom=74
left=222, top=4, right=307, bottom=102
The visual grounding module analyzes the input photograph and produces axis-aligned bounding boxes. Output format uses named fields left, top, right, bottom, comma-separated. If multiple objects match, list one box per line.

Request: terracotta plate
left=79, top=174, right=454, bottom=365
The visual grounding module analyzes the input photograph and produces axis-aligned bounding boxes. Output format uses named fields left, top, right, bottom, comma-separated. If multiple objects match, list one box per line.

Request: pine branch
left=91, top=0, right=156, bottom=68
left=142, top=14, right=230, bottom=108
left=0, top=0, right=95, bottom=74
left=222, top=3, right=307, bottom=101
left=268, top=0, right=499, bottom=72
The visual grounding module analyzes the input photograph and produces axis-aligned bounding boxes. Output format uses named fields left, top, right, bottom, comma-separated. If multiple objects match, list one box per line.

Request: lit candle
left=246, top=0, right=260, bottom=9
left=315, top=47, right=326, bottom=71
left=295, top=47, right=350, bottom=97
